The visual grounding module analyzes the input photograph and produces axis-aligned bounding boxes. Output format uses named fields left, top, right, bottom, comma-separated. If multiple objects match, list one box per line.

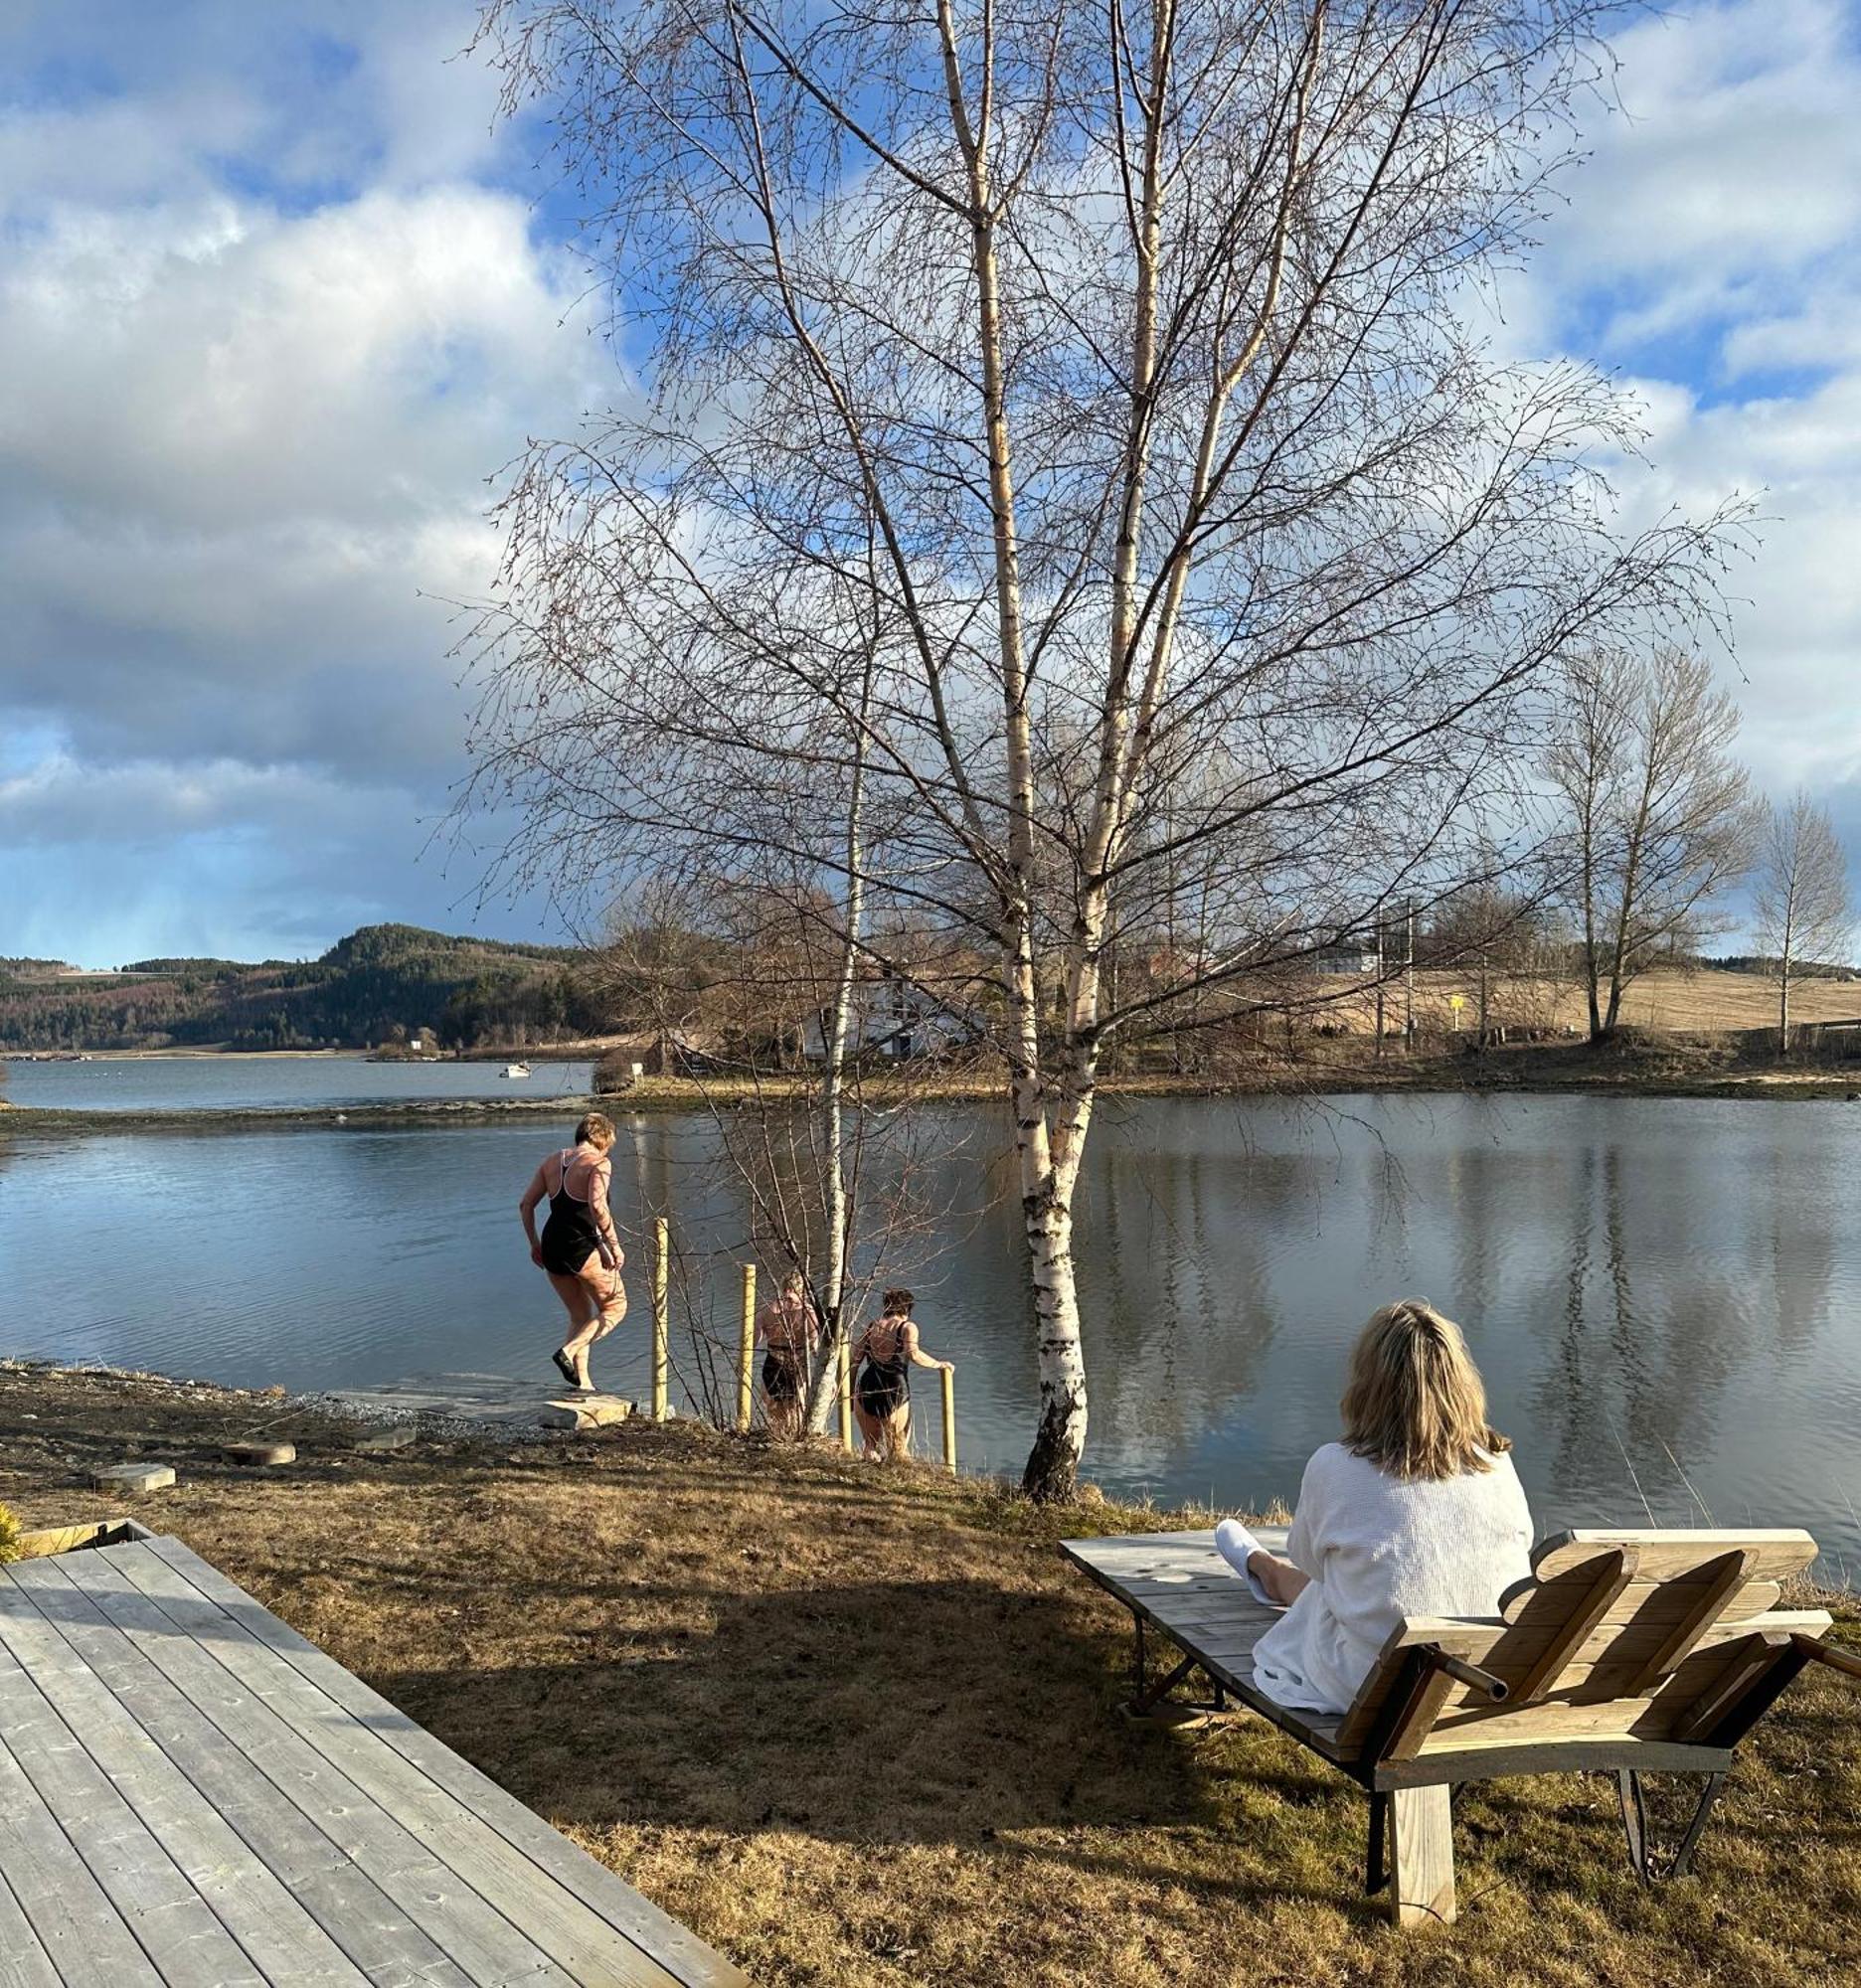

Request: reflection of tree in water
left=1525, top=1133, right=1794, bottom=1527
left=1758, top=1134, right=1835, bottom=1360
left=1073, top=1139, right=1285, bottom=1470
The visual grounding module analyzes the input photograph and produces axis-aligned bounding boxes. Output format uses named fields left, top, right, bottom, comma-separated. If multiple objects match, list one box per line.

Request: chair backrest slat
left=1337, top=1527, right=1828, bottom=1764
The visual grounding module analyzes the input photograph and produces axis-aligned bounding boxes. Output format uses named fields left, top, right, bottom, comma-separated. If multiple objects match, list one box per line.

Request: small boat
left=499, top=1062, right=532, bottom=1078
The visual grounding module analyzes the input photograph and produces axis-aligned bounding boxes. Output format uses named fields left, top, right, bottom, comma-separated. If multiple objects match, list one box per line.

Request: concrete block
left=354, top=1425, right=416, bottom=1452
left=222, top=1441, right=296, bottom=1466
left=90, top=1462, right=175, bottom=1495
left=539, top=1394, right=634, bottom=1431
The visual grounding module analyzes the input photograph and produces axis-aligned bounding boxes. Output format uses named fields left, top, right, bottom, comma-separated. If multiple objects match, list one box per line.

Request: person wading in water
left=849, top=1288, right=951, bottom=1461
left=519, top=1112, right=626, bottom=1392
left=756, top=1269, right=821, bottom=1439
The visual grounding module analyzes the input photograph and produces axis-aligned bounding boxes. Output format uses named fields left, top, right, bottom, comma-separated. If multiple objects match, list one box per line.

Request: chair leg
left=1617, top=1770, right=1728, bottom=1882
left=1388, top=1784, right=1455, bottom=1926
left=1366, top=1791, right=1390, bottom=1897
left=1670, top=1773, right=1728, bottom=1880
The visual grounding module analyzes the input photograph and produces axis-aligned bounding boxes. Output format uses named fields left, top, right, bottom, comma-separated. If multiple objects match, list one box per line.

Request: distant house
left=1306, top=942, right=1378, bottom=975
left=802, top=975, right=986, bottom=1062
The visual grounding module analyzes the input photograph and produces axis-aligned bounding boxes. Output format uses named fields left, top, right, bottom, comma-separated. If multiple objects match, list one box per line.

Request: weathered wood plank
left=1389, top=1783, right=1454, bottom=1926
left=0, top=1633, right=261, bottom=1985
left=10, top=1556, right=474, bottom=1988
left=1524, top=1529, right=1815, bottom=1585
left=113, top=1543, right=697, bottom=1988
left=139, top=1537, right=751, bottom=1988
left=52, top=1550, right=569, bottom=1988
left=0, top=1864, right=64, bottom=1988
left=0, top=1728, right=164, bottom=1988
left=0, top=1570, right=370, bottom=1988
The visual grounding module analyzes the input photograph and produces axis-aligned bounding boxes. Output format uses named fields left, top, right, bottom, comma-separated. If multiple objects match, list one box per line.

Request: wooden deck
left=0, top=1533, right=749, bottom=1987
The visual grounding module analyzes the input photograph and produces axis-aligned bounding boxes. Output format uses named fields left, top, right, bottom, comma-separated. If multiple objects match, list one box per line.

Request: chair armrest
left=1422, top=1645, right=1509, bottom=1702
left=1794, top=1633, right=1861, bottom=1683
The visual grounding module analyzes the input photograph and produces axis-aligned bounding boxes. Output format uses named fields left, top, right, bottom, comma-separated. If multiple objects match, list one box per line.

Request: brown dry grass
left=3, top=1365, right=1858, bottom=1986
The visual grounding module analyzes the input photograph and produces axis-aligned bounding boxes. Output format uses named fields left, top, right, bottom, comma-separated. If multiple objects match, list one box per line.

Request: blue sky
left=2, top=1, right=1859, bottom=966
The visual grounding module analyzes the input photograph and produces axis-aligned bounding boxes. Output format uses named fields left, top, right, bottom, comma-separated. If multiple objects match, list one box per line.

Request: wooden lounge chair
left=1063, top=1524, right=1861, bottom=1926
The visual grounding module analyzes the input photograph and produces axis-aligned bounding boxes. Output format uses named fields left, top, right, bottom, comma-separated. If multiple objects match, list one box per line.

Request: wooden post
left=1389, top=1784, right=1455, bottom=1926
left=837, top=1336, right=853, bottom=1453
left=738, top=1262, right=757, bottom=1432
left=651, top=1217, right=669, bottom=1422
left=940, top=1366, right=957, bottom=1474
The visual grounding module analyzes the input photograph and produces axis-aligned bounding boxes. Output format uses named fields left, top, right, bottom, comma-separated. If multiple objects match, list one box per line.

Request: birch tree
left=465, top=0, right=1739, bottom=1497
left=1547, top=648, right=1758, bottom=1042
left=1754, top=790, right=1853, bottom=1055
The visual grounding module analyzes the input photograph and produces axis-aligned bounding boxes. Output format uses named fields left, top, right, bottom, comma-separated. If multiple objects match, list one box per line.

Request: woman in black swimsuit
left=518, top=1112, right=627, bottom=1391
left=756, top=1270, right=820, bottom=1439
left=850, top=1288, right=951, bottom=1461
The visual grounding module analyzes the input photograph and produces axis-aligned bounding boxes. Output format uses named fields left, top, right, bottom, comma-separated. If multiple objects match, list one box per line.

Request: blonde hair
left=575, top=1111, right=615, bottom=1149
left=1339, top=1299, right=1510, bottom=1481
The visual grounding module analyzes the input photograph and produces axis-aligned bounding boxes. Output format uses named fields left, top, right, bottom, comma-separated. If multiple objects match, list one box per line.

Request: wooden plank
left=0, top=1570, right=370, bottom=1988
left=139, top=1539, right=751, bottom=1988
left=1511, top=1548, right=1638, bottom=1702
left=49, top=1550, right=562, bottom=1988
left=0, top=1864, right=64, bottom=1988
left=0, top=1632, right=262, bottom=1985
left=1676, top=1634, right=1795, bottom=1744
left=1626, top=1551, right=1759, bottom=1696
left=1389, top=1784, right=1454, bottom=1926
left=112, top=1542, right=700, bottom=1988
left=10, top=1556, right=475, bottom=1988
left=0, top=1729, right=164, bottom=1988
left=1524, top=1529, right=1815, bottom=1585
left=1373, top=1736, right=1733, bottom=1791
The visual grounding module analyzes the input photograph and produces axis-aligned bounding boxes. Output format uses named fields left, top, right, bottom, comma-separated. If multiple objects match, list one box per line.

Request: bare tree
left=465, top=0, right=1739, bottom=1497
left=1753, top=790, right=1853, bottom=1055
left=1547, top=648, right=1758, bottom=1042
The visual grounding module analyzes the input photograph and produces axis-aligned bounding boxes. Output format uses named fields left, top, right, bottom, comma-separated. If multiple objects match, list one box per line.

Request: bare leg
left=1249, top=1551, right=1310, bottom=1606
left=547, top=1267, right=601, bottom=1386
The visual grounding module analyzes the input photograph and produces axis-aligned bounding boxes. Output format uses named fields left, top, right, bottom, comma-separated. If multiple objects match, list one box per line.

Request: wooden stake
left=738, top=1262, right=757, bottom=1432
left=651, top=1217, right=669, bottom=1422
left=837, top=1336, right=853, bottom=1452
left=940, top=1366, right=957, bottom=1474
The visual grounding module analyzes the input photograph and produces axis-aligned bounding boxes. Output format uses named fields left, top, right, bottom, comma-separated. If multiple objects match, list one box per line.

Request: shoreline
left=6, top=1059, right=1861, bottom=1134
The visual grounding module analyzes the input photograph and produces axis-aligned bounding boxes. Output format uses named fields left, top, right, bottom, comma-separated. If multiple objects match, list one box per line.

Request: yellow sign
left=1448, top=994, right=1465, bottom=1012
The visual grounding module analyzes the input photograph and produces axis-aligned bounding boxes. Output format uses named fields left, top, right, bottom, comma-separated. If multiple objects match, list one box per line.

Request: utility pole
left=1374, top=918, right=1386, bottom=1063
left=1404, top=901, right=1416, bottom=1052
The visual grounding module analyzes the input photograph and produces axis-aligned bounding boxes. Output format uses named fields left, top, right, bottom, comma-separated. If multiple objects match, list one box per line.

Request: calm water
left=1, top=1056, right=593, bottom=1112
left=3, top=1077, right=1859, bottom=1577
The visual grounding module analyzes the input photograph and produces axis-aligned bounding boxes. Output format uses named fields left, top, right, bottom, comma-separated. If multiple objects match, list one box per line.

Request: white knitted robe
left=1249, top=1442, right=1535, bottom=1715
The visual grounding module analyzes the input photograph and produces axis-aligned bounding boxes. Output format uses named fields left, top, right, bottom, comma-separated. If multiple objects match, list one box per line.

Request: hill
left=0, top=923, right=608, bottom=1053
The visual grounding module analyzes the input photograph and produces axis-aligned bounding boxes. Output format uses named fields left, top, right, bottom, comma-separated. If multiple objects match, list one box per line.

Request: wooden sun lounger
left=1064, top=1524, right=1860, bottom=1926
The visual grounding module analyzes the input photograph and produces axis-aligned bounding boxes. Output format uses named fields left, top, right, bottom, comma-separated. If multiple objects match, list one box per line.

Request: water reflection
left=1, top=1093, right=1858, bottom=1575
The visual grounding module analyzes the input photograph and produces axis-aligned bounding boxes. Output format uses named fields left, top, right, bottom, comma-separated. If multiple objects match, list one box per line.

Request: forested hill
left=0, top=923, right=608, bottom=1052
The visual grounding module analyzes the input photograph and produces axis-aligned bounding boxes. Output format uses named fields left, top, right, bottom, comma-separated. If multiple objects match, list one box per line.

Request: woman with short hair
left=756, top=1269, right=821, bottom=1438
left=849, top=1287, right=951, bottom=1461
left=519, top=1112, right=627, bottom=1391
left=1216, top=1298, right=1534, bottom=1714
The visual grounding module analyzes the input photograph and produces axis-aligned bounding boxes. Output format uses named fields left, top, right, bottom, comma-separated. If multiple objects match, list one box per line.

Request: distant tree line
left=0, top=923, right=610, bottom=1053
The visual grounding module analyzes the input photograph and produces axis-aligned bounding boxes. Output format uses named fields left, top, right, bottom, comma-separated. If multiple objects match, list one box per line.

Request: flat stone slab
left=90, top=1462, right=175, bottom=1495
left=222, top=1440, right=296, bottom=1466
left=354, top=1424, right=417, bottom=1452
left=326, top=1371, right=643, bottom=1431
left=538, top=1394, right=633, bottom=1431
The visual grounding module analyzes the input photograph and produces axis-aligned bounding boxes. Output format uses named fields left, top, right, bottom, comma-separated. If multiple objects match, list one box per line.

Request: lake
left=3, top=1063, right=1860, bottom=1579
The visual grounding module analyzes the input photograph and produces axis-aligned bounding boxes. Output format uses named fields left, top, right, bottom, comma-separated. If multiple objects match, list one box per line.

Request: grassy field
left=3, top=1367, right=1858, bottom=1986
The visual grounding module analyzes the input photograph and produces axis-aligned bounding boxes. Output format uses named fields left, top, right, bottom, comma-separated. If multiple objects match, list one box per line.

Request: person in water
left=1215, top=1297, right=1534, bottom=1715
left=849, top=1287, right=951, bottom=1461
left=518, top=1112, right=627, bottom=1392
left=756, top=1269, right=821, bottom=1439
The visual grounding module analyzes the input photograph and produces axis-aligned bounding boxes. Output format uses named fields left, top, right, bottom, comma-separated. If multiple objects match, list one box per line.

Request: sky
left=1, top=1, right=1859, bottom=968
